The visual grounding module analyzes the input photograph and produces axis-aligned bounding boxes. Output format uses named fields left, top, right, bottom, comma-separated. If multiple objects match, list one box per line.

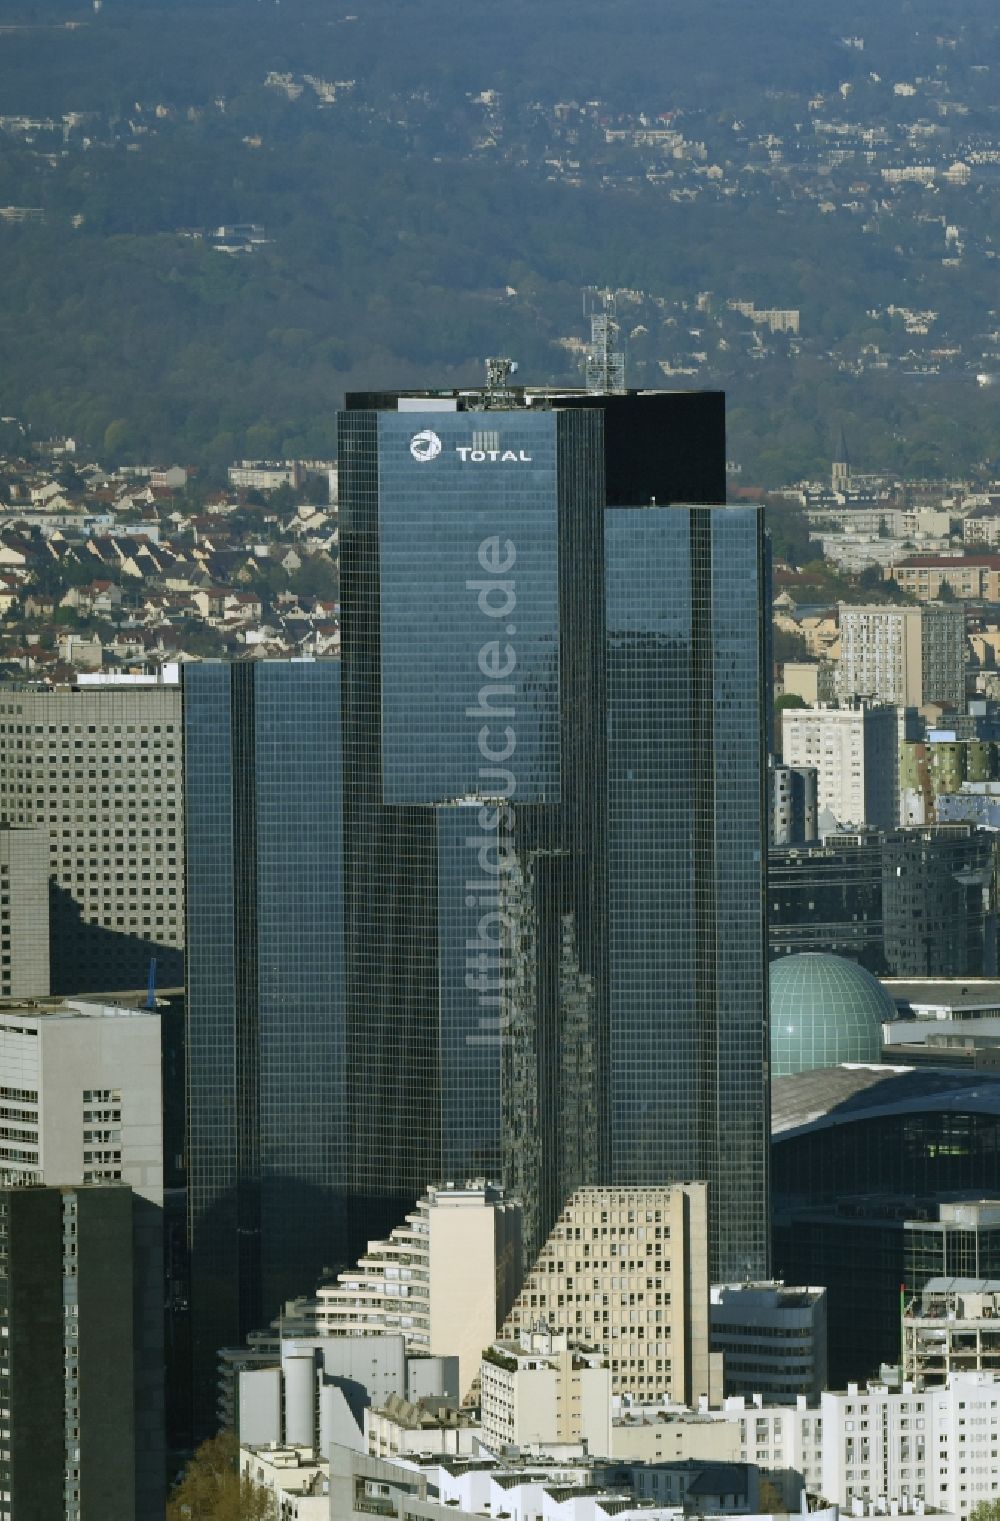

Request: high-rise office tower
left=0, top=680, right=183, bottom=992
left=184, top=658, right=345, bottom=1433
left=338, top=384, right=768, bottom=1280
left=0, top=996, right=164, bottom=1519
left=604, top=502, right=770, bottom=1279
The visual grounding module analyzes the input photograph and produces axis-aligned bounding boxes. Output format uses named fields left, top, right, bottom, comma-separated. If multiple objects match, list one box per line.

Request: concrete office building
left=902, top=1278, right=1000, bottom=1384
left=0, top=997, right=164, bottom=1519
left=480, top=1330, right=742, bottom=1464
left=0, top=1184, right=139, bottom=1521
left=339, top=384, right=769, bottom=1284
left=769, top=833, right=886, bottom=970
left=237, top=1333, right=459, bottom=1455
left=838, top=603, right=966, bottom=713
left=500, top=1185, right=716, bottom=1406
left=0, top=680, right=183, bottom=992
left=769, top=827, right=997, bottom=978
left=709, top=1283, right=828, bottom=1404
left=314, top=1182, right=522, bottom=1402
left=0, top=826, right=49, bottom=998
left=780, top=702, right=901, bottom=831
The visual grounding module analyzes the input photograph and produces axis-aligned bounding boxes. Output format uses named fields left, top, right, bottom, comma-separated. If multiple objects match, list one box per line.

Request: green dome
left=770, top=953, right=892, bottom=1077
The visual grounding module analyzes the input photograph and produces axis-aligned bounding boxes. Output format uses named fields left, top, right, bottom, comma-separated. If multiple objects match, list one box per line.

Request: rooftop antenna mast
left=482, top=356, right=519, bottom=409
left=585, top=288, right=626, bottom=394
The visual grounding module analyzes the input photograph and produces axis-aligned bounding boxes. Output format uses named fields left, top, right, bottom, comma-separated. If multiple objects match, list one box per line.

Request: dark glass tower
left=338, top=387, right=769, bottom=1278
left=605, top=505, right=770, bottom=1279
left=338, top=403, right=606, bottom=1256
left=184, top=659, right=345, bottom=1433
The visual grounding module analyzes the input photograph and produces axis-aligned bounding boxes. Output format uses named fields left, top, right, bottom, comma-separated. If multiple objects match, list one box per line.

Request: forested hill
left=1, top=0, right=1000, bottom=481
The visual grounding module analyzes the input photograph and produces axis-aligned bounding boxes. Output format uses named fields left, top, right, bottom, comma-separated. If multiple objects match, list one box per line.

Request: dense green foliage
left=0, top=0, right=999, bottom=476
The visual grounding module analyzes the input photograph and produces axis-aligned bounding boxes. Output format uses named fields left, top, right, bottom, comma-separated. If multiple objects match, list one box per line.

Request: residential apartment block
left=838, top=602, right=966, bottom=712
left=314, top=1182, right=523, bottom=1400
left=500, top=1185, right=716, bottom=1407
left=781, top=702, right=901, bottom=830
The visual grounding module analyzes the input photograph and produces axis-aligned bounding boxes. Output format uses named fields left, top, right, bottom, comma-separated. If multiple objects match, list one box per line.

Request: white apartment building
left=314, top=1181, right=522, bottom=1400
left=480, top=1329, right=611, bottom=1452
left=239, top=1445, right=328, bottom=1521
left=0, top=823, right=49, bottom=997
left=500, top=1185, right=717, bottom=1407
left=715, top=1373, right=1000, bottom=1520
left=838, top=603, right=966, bottom=712
left=0, top=682, right=183, bottom=991
left=781, top=702, right=900, bottom=830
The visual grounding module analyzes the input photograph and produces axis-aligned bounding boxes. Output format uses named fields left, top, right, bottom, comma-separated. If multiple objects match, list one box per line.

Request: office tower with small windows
left=0, top=680, right=183, bottom=993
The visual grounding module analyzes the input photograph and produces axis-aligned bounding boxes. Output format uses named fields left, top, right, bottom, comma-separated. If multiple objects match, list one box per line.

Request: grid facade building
left=604, top=507, right=769, bottom=1277
left=838, top=602, right=966, bottom=713
left=500, top=1185, right=716, bottom=1406
left=184, top=658, right=345, bottom=1434
left=0, top=825, right=49, bottom=998
left=0, top=683, right=183, bottom=992
left=338, top=388, right=769, bottom=1284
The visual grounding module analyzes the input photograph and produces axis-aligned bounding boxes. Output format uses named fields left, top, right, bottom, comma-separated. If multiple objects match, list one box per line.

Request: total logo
left=409, top=430, right=532, bottom=464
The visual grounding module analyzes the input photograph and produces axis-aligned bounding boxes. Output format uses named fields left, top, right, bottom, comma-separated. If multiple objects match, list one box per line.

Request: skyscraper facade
left=338, top=386, right=769, bottom=1280
left=604, top=504, right=770, bottom=1279
left=0, top=680, right=183, bottom=993
left=184, top=658, right=345, bottom=1432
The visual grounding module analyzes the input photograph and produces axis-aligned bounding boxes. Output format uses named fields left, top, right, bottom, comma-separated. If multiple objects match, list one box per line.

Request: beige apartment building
left=838, top=602, right=965, bottom=712
left=500, top=1184, right=717, bottom=1406
left=886, top=554, right=1000, bottom=603
left=0, top=681, right=183, bottom=991
left=314, top=1182, right=523, bottom=1401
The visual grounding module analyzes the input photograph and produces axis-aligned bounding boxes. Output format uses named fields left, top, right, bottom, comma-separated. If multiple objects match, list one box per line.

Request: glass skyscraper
left=605, top=505, right=770, bottom=1279
left=184, top=659, right=345, bottom=1433
left=338, top=386, right=770, bottom=1278
left=184, top=387, right=769, bottom=1435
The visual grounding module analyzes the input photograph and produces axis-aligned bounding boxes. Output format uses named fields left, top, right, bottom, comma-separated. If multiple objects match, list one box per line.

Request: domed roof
left=770, top=953, right=892, bottom=1078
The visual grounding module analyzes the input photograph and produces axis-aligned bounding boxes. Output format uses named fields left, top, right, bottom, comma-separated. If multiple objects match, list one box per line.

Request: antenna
left=585, top=288, right=626, bottom=394
left=482, top=356, right=519, bottom=409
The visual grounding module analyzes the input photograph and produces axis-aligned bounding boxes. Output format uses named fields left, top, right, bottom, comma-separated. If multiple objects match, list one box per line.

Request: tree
left=969, top=1504, right=1000, bottom=1521
left=166, top=1431, right=277, bottom=1521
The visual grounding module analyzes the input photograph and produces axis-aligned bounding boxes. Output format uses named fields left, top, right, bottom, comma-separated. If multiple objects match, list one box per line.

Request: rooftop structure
left=903, top=1278, right=1000, bottom=1384
left=769, top=953, right=892, bottom=1077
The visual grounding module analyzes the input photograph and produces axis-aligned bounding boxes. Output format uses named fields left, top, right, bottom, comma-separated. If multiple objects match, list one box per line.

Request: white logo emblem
left=410, top=430, right=442, bottom=463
